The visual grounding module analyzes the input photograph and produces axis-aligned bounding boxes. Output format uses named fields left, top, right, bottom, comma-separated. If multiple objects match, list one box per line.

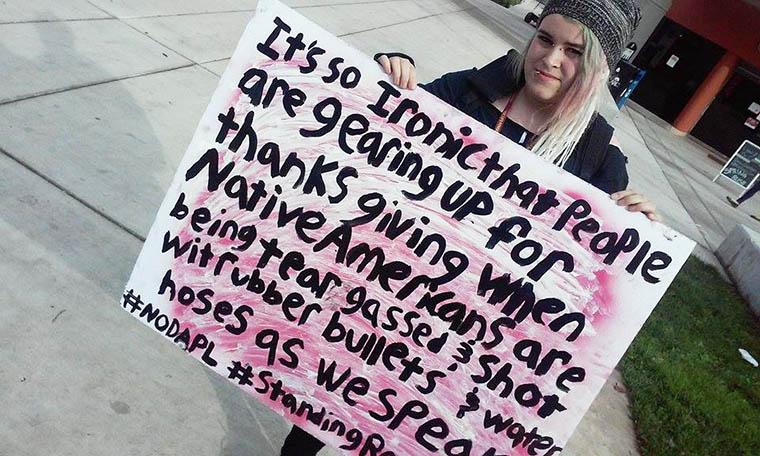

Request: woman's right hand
left=376, top=54, right=417, bottom=90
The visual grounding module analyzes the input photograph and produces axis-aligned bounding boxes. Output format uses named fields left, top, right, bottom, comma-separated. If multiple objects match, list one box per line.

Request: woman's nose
left=543, top=46, right=564, bottom=68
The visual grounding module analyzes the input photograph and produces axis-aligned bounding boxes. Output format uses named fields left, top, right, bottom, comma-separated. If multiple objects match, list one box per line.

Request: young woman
left=280, top=0, right=655, bottom=454
left=376, top=0, right=658, bottom=220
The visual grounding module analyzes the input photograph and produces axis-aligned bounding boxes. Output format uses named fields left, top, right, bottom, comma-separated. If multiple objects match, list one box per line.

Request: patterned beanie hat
left=540, top=0, right=642, bottom=69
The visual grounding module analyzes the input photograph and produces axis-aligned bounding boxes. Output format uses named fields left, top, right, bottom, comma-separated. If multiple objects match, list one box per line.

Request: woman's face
left=523, top=14, right=585, bottom=105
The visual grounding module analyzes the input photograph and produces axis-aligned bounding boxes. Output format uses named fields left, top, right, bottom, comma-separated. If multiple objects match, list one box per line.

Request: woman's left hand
left=611, top=189, right=661, bottom=222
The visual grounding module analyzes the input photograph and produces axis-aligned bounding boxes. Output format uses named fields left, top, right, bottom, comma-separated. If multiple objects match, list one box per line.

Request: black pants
left=737, top=179, right=760, bottom=204
left=281, top=425, right=325, bottom=456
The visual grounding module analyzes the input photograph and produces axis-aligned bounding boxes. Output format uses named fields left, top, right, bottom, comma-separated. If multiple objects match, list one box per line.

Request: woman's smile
left=534, top=69, right=561, bottom=83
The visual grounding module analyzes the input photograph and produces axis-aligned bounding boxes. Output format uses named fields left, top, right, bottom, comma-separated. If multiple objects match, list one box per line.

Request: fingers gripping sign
left=375, top=53, right=417, bottom=90
left=611, top=189, right=661, bottom=222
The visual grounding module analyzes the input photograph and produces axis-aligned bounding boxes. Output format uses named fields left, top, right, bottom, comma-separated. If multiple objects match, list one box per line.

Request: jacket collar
left=466, top=49, right=525, bottom=102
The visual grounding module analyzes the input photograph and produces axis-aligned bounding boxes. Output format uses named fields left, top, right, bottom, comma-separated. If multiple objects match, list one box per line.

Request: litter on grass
left=738, top=348, right=758, bottom=367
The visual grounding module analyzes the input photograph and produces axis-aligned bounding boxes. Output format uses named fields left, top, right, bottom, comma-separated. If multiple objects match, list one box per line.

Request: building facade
left=628, top=0, right=760, bottom=157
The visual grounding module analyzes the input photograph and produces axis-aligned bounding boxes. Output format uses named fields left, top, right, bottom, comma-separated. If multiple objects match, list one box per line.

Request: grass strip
left=620, top=256, right=760, bottom=455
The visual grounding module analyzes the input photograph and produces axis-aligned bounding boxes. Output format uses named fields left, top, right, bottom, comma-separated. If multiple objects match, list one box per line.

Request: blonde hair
left=516, top=20, right=611, bottom=167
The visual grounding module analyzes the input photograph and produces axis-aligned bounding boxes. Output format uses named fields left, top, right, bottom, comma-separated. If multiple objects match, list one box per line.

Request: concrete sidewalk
left=1, top=1, right=747, bottom=455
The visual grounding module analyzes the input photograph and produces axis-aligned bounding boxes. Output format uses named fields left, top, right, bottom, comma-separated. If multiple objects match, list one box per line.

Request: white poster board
left=122, top=1, right=695, bottom=454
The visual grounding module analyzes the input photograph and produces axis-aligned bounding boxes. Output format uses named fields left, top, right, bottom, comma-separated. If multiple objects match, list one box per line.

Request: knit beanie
left=540, top=0, right=641, bottom=69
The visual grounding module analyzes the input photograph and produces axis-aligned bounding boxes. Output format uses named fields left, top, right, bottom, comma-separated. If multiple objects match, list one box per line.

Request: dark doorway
left=631, top=18, right=725, bottom=123
left=692, top=64, right=760, bottom=157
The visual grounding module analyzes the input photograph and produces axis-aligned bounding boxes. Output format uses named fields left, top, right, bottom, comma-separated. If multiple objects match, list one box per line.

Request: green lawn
left=620, top=256, right=760, bottom=455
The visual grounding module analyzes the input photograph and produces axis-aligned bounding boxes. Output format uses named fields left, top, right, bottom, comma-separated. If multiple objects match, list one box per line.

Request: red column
left=672, top=51, right=740, bottom=135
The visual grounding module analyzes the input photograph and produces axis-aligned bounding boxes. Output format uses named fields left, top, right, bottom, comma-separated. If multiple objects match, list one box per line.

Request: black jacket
left=421, top=50, right=629, bottom=194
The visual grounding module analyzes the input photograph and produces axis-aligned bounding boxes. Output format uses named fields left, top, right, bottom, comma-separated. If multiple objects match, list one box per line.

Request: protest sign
left=121, top=0, right=695, bottom=454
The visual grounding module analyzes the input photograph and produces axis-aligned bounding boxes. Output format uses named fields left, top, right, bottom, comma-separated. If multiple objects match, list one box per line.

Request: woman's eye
left=537, top=35, right=552, bottom=45
left=567, top=48, right=583, bottom=57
